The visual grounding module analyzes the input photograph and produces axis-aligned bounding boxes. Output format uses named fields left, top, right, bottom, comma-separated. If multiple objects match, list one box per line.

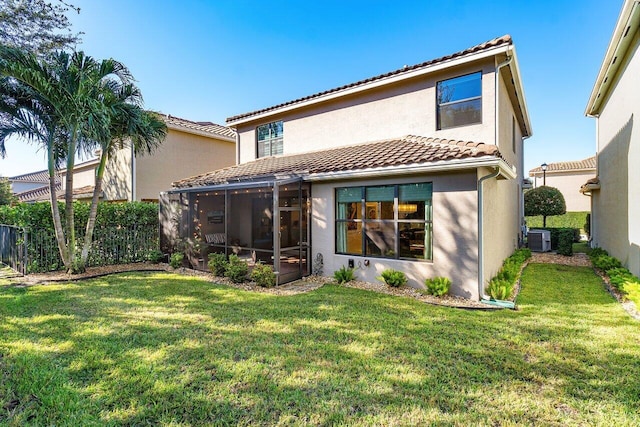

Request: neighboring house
left=583, top=0, right=640, bottom=277
left=528, top=156, right=595, bottom=212
left=163, top=35, right=532, bottom=300
left=8, top=169, right=54, bottom=195
left=12, top=115, right=236, bottom=203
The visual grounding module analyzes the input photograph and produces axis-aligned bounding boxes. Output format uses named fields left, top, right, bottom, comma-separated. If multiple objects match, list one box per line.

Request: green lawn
left=0, top=266, right=639, bottom=425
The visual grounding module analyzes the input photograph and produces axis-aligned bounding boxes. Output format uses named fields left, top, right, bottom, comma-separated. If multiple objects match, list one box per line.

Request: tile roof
left=163, top=114, right=236, bottom=140
left=529, top=156, right=596, bottom=175
left=226, top=35, right=512, bottom=123
left=9, top=169, right=56, bottom=183
left=16, top=184, right=96, bottom=203
left=172, top=135, right=504, bottom=189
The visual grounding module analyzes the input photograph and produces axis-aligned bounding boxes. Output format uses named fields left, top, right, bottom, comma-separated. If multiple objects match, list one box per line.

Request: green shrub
left=170, top=252, right=184, bottom=268
left=588, top=247, right=608, bottom=259
left=607, top=267, right=634, bottom=292
left=592, top=255, right=622, bottom=272
left=225, top=254, right=248, bottom=283
left=377, top=269, right=407, bottom=287
left=334, top=266, right=355, bottom=284
left=208, top=253, right=228, bottom=276
left=424, top=277, right=451, bottom=297
left=147, top=249, right=164, bottom=264
left=250, top=262, right=276, bottom=288
left=557, top=229, right=574, bottom=256
left=487, top=278, right=514, bottom=300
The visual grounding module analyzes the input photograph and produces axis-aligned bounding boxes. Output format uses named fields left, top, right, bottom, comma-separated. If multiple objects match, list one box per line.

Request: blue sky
left=0, top=0, right=621, bottom=177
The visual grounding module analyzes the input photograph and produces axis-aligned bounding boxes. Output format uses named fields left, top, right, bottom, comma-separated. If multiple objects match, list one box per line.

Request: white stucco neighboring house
left=583, top=0, right=640, bottom=277
left=163, top=35, right=533, bottom=301
left=529, top=156, right=595, bottom=212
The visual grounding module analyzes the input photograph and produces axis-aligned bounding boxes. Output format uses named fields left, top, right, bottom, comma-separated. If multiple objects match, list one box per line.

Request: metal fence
left=2, top=225, right=159, bottom=274
left=0, top=224, right=27, bottom=275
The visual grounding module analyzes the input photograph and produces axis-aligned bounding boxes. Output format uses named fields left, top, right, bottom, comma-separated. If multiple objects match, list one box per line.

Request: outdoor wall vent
left=528, top=229, right=551, bottom=252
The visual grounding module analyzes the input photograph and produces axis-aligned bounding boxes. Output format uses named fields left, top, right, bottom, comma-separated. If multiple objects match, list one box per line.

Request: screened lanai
left=164, top=178, right=310, bottom=285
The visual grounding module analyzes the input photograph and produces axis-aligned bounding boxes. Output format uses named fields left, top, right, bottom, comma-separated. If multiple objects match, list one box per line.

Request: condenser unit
left=528, top=229, right=551, bottom=252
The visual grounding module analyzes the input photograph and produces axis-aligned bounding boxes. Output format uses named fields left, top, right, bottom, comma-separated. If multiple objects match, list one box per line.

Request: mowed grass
left=0, top=265, right=639, bottom=425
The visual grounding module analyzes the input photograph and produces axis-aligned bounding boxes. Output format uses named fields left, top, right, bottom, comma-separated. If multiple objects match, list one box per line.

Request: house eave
left=585, top=0, right=640, bottom=116
left=305, top=157, right=516, bottom=182
left=227, top=44, right=512, bottom=127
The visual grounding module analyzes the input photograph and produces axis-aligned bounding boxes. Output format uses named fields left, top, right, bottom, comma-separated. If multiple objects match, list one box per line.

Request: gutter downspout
left=131, top=145, right=136, bottom=201
left=477, top=167, right=500, bottom=302
left=235, top=131, right=240, bottom=165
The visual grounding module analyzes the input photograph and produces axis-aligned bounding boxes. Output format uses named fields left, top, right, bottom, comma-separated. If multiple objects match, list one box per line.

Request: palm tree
left=79, top=84, right=167, bottom=269
left=0, top=47, right=71, bottom=267
left=0, top=46, right=166, bottom=272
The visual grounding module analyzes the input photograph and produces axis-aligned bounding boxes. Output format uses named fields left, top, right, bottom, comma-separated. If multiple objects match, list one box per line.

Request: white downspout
left=494, top=54, right=513, bottom=146
left=478, top=167, right=500, bottom=300
left=235, top=131, right=240, bottom=165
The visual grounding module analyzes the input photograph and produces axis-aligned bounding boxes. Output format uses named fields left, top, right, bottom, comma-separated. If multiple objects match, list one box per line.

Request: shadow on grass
left=0, top=270, right=639, bottom=425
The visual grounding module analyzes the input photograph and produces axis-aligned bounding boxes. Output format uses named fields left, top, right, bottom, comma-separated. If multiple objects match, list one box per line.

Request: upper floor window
left=256, top=121, right=283, bottom=158
left=436, top=72, right=482, bottom=130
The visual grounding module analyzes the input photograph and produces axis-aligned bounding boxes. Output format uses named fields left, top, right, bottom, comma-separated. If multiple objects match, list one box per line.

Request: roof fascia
left=227, top=45, right=510, bottom=127
left=586, top=0, right=640, bottom=116
left=506, top=46, right=533, bottom=137
left=305, top=156, right=516, bottom=182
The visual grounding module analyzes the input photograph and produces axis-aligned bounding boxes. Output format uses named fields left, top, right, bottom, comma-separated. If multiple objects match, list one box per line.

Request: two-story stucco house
left=12, top=115, right=236, bottom=203
left=163, top=36, right=532, bottom=300
left=583, top=0, right=640, bottom=277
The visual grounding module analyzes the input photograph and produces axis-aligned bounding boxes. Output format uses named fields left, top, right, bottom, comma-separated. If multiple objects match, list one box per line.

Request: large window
left=256, top=121, right=283, bottom=158
left=336, top=183, right=433, bottom=260
left=437, top=72, right=482, bottom=130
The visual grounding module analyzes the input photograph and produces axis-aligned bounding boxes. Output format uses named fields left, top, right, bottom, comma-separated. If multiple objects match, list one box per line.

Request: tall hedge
left=0, top=201, right=159, bottom=272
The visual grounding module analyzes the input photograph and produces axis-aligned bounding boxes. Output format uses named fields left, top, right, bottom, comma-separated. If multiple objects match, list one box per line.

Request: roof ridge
left=226, top=35, right=512, bottom=123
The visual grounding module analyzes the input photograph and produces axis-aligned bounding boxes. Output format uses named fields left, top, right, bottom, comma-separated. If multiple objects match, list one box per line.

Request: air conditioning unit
left=528, top=229, right=551, bottom=252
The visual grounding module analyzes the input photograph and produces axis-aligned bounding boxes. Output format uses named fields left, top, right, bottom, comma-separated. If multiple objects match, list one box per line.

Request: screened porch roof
left=171, top=135, right=511, bottom=190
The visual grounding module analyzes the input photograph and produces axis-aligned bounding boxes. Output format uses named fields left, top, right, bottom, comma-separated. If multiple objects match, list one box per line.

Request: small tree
left=524, top=186, right=566, bottom=227
left=0, top=176, right=16, bottom=205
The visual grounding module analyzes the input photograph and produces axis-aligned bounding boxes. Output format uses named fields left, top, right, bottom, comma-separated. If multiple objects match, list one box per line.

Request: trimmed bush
left=225, top=254, right=248, bottom=283
left=250, top=262, right=276, bottom=288
left=208, top=253, right=228, bottom=276
left=170, top=252, right=184, bottom=268
left=147, top=249, right=164, bottom=264
left=557, top=229, right=574, bottom=256
left=592, top=255, right=623, bottom=272
left=584, top=213, right=591, bottom=238
left=424, top=277, right=451, bottom=297
left=524, top=186, right=566, bottom=226
left=486, top=248, right=531, bottom=300
left=334, top=266, right=355, bottom=284
left=487, top=278, right=514, bottom=300
left=377, top=269, right=407, bottom=288
left=588, top=247, right=608, bottom=259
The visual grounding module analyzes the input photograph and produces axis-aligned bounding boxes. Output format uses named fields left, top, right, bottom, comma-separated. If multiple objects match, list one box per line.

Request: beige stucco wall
left=135, top=130, right=235, bottom=201
left=103, top=146, right=132, bottom=201
left=237, top=59, right=497, bottom=164
left=531, top=171, right=593, bottom=212
left=592, top=27, right=640, bottom=276
left=60, top=164, right=97, bottom=191
left=480, top=167, right=520, bottom=290
left=311, top=171, right=480, bottom=299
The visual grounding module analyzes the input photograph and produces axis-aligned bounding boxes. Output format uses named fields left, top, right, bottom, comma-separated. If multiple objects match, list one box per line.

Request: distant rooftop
left=529, top=156, right=596, bottom=175
left=163, top=114, right=236, bottom=140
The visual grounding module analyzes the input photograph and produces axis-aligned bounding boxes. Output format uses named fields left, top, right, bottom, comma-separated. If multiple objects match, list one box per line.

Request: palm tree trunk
left=65, top=127, right=78, bottom=273
left=79, top=151, right=107, bottom=268
left=47, top=139, right=70, bottom=269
